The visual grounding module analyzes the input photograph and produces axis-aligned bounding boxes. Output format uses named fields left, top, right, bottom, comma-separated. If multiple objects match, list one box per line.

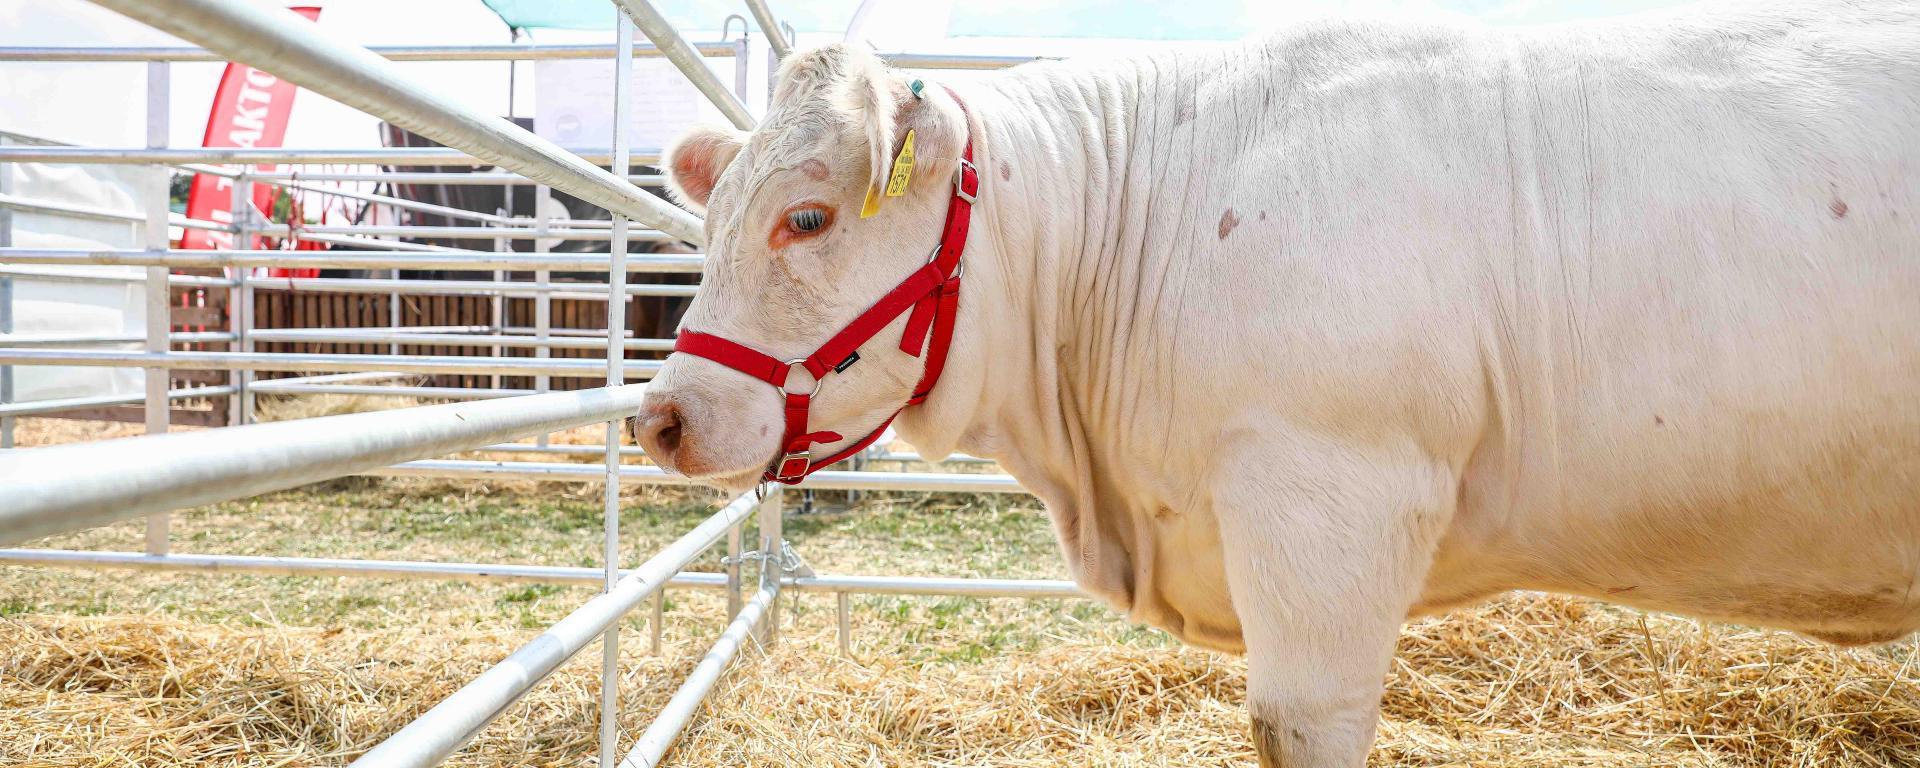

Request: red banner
left=180, top=5, right=321, bottom=254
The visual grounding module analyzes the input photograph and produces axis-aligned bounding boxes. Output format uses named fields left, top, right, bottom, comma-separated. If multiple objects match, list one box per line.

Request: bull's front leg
left=1213, top=435, right=1458, bottom=767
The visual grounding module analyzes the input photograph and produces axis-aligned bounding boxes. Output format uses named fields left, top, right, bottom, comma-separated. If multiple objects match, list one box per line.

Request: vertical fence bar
left=387, top=268, right=399, bottom=357
left=0, top=134, right=14, bottom=450
left=532, top=183, right=551, bottom=449
left=229, top=172, right=251, bottom=425
left=598, top=15, right=637, bottom=768
left=732, top=35, right=749, bottom=109
left=836, top=591, right=850, bottom=656
left=143, top=60, right=171, bottom=555
left=756, top=488, right=783, bottom=644
left=725, top=522, right=742, bottom=619
left=650, top=589, right=665, bottom=654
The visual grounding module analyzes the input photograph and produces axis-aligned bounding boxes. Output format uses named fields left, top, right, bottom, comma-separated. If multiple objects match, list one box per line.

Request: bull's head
left=634, top=45, right=974, bottom=491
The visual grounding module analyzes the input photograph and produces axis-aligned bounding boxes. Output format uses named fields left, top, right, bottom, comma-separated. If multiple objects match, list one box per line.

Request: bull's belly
left=1426, top=436, right=1920, bottom=645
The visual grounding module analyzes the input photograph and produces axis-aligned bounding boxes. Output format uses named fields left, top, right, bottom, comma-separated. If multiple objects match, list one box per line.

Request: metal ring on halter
left=778, top=358, right=823, bottom=397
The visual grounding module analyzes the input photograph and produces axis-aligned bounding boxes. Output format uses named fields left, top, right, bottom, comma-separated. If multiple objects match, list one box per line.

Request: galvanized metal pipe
left=347, top=493, right=756, bottom=768
left=0, top=248, right=703, bottom=273
left=0, top=43, right=737, bottom=62
left=0, top=350, right=660, bottom=379
left=0, top=191, right=146, bottom=222
left=0, top=146, right=660, bottom=167
left=142, top=59, right=170, bottom=556
left=867, top=450, right=994, bottom=464
left=649, top=589, right=667, bottom=654
left=0, top=384, right=236, bottom=418
left=246, top=383, right=526, bottom=400
left=294, top=224, right=677, bottom=241
left=249, top=171, right=667, bottom=186
left=1, top=135, right=13, bottom=449
left=598, top=22, right=637, bottom=767
left=228, top=173, right=252, bottom=425
left=292, top=233, right=491, bottom=254
left=614, top=0, right=755, bottom=130
left=246, top=330, right=675, bottom=352
left=374, top=459, right=1026, bottom=493
left=82, top=0, right=706, bottom=240
left=475, top=442, right=649, bottom=456
left=0, top=331, right=233, bottom=347
left=0, top=267, right=234, bottom=288
left=617, top=582, right=778, bottom=768
left=0, top=384, right=648, bottom=547
left=244, top=276, right=697, bottom=299
left=757, top=490, right=783, bottom=644
left=0, top=548, right=1086, bottom=598
left=837, top=591, right=851, bottom=656
left=742, top=0, right=792, bottom=59
left=789, top=574, right=1082, bottom=599
left=0, top=268, right=235, bottom=289
left=275, top=179, right=510, bottom=225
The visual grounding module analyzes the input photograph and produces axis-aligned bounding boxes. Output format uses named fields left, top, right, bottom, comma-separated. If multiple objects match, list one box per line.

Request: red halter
left=671, top=92, right=978, bottom=485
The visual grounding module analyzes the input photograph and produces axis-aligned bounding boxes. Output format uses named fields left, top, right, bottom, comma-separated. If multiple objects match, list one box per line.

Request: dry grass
left=3, top=414, right=1917, bottom=766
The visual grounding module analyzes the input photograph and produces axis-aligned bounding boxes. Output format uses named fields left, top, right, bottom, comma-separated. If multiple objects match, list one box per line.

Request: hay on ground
left=2, top=592, right=1916, bottom=767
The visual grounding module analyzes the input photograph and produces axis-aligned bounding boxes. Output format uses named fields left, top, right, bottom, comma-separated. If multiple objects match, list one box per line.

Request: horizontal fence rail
left=0, top=46, right=1038, bottom=69
left=244, top=276, right=698, bottom=298
left=0, top=248, right=704, bottom=272
left=0, top=384, right=647, bottom=546
left=0, top=385, right=234, bottom=418
left=0, top=43, right=737, bottom=62
left=0, top=350, right=661, bottom=378
left=374, top=459, right=1027, bottom=493
left=247, top=329, right=677, bottom=352
left=0, top=549, right=1083, bottom=598
left=0, top=146, right=663, bottom=166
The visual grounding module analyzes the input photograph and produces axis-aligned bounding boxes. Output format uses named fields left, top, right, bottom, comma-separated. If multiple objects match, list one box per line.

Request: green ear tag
left=909, top=79, right=925, bottom=100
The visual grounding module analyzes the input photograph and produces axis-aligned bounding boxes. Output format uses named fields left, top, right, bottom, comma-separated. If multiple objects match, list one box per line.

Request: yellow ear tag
left=860, top=184, right=882, bottom=218
left=884, top=129, right=917, bottom=197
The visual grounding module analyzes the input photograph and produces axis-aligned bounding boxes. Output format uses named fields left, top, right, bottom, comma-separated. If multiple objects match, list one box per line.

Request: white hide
left=645, top=2, right=1920, bottom=764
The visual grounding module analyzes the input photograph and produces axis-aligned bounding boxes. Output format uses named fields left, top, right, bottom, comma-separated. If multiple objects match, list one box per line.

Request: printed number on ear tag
left=885, top=130, right=917, bottom=197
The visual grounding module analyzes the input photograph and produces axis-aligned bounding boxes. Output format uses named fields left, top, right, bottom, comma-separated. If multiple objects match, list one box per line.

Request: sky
left=0, top=0, right=1700, bottom=151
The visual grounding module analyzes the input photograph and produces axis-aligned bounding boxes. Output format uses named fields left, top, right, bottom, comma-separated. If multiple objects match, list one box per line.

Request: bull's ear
left=832, top=51, right=901, bottom=206
left=661, top=124, right=748, bottom=213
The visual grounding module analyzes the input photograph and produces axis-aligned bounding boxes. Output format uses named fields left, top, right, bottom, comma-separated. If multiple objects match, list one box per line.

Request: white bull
left=634, top=1, right=1920, bottom=764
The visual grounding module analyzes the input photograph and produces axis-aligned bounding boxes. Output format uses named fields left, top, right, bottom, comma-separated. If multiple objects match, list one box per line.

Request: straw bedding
left=3, top=412, right=1918, bottom=766
left=3, top=593, right=1915, bottom=766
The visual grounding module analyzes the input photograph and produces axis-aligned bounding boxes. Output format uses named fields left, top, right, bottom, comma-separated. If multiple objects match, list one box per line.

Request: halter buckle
left=773, top=452, right=811, bottom=483
left=953, top=159, right=978, bottom=204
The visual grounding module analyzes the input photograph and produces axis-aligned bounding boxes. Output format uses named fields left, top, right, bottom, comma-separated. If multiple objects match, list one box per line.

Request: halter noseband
left=670, top=90, right=978, bottom=485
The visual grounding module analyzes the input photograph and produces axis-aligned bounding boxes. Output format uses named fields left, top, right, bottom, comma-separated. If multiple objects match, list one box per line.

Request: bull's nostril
left=656, top=419, right=682, bottom=454
left=637, top=399, right=686, bottom=465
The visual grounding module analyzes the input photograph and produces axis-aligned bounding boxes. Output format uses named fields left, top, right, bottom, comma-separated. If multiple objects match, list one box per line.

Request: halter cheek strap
left=670, top=89, right=978, bottom=485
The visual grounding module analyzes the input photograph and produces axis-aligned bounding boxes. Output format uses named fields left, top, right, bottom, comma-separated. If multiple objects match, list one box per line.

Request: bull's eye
left=769, top=204, right=835, bottom=249
left=787, top=207, right=828, bottom=233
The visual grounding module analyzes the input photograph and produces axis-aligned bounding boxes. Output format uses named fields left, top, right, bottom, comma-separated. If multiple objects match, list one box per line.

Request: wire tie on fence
left=720, top=540, right=813, bottom=577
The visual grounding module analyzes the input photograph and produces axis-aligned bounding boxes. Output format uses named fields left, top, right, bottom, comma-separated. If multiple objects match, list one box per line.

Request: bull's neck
left=902, top=56, right=1163, bottom=497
